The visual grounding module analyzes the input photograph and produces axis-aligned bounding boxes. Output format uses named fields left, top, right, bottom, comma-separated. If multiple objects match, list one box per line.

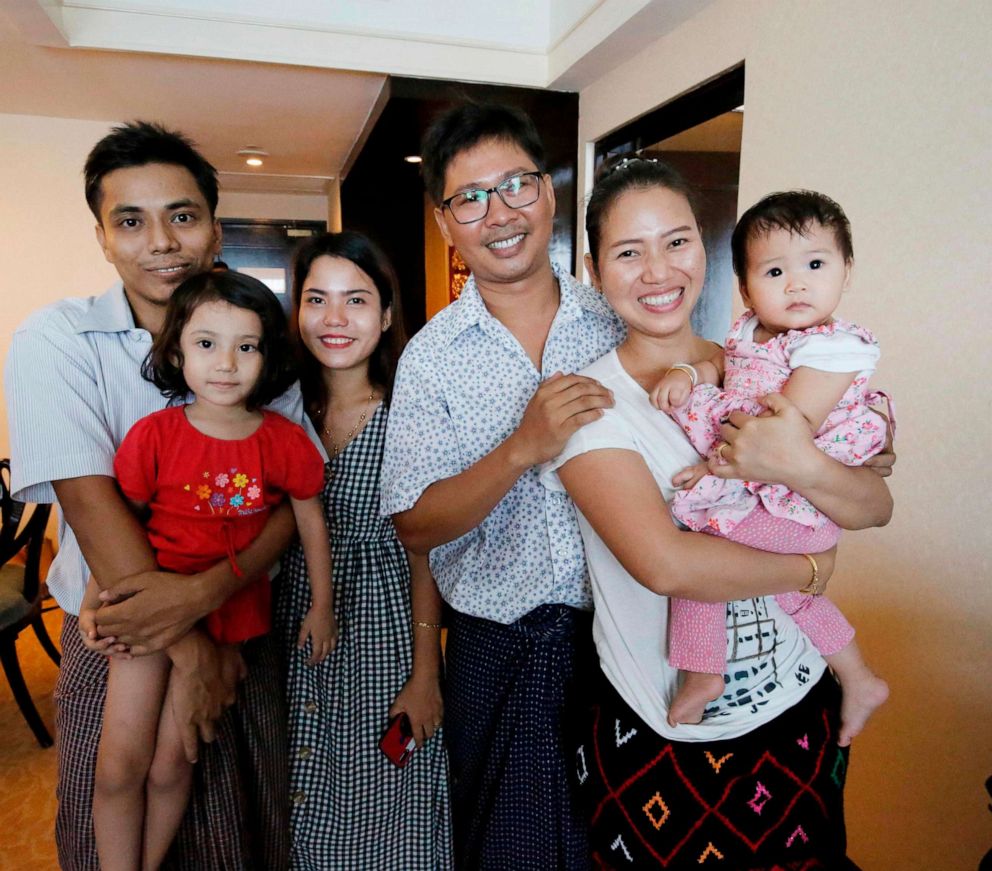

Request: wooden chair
left=0, top=458, right=60, bottom=748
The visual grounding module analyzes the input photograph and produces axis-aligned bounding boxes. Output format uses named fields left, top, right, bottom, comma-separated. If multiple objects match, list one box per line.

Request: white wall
left=578, top=1, right=992, bottom=867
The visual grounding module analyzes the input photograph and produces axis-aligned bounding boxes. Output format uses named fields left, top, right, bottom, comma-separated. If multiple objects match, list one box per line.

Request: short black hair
left=586, top=155, right=699, bottom=271
left=291, top=231, right=407, bottom=420
left=143, top=271, right=295, bottom=410
left=84, top=121, right=219, bottom=222
left=732, top=190, right=853, bottom=278
left=420, top=102, right=546, bottom=205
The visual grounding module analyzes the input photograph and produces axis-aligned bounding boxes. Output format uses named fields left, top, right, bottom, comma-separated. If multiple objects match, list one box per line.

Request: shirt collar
left=435, top=260, right=611, bottom=348
left=73, top=283, right=141, bottom=334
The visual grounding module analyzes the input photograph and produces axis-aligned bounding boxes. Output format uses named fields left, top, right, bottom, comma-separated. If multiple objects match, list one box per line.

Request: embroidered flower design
left=233, top=473, right=249, bottom=489
left=215, top=473, right=229, bottom=487
left=230, top=494, right=245, bottom=508
left=210, top=493, right=225, bottom=508
left=196, top=484, right=212, bottom=500
left=247, top=485, right=261, bottom=500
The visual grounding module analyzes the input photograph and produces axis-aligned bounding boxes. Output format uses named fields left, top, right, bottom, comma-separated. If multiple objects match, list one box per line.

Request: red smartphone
left=379, top=713, right=416, bottom=768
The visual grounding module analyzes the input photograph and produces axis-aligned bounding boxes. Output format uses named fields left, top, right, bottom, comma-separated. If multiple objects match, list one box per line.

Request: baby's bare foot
left=668, top=671, right=724, bottom=727
left=837, top=671, right=889, bottom=746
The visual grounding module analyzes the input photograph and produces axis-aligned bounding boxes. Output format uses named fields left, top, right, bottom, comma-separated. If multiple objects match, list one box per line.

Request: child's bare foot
left=837, top=669, right=889, bottom=746
left=668, top=671, right=724, bottom=727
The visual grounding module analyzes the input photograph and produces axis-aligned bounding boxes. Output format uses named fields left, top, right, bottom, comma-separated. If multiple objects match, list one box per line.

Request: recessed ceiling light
left=237, top=146, right=269, bottom=167
left=404, top=155, right=422, bottom=164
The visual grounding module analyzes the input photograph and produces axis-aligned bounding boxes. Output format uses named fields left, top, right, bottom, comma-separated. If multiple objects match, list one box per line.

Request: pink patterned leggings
left=668, top=504, right=855, bottom=674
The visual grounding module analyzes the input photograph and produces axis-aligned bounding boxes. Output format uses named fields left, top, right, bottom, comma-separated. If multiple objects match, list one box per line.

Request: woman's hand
left=389, top=671, right=443, bottom=749
left=297, top=605, right=339, bottom=666
left=708, top=392, right=822, bottom=491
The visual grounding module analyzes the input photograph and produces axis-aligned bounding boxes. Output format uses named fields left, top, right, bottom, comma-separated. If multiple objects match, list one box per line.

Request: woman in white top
left=543, top=157, right=893, bottom=869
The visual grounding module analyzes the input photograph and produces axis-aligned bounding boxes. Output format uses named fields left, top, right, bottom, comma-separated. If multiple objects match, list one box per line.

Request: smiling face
left=433, top=137, right=555, bottom=292
left=179, top=299, right=264, bottom=413
left=740, top=222, right=851, bottom=335
left=587, top=184, right=706, bottom=342
left=94, top=162, right=221, bottom=330
left=297, top=255, right=391, bottom=376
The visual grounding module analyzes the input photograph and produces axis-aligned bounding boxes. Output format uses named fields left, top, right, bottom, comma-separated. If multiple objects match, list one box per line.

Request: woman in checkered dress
left=275, top=232, right=453, bottom=869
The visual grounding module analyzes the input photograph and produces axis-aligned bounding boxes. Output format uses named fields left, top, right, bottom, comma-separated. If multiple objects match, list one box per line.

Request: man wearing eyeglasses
left=382, top=103, right=624, bottom=869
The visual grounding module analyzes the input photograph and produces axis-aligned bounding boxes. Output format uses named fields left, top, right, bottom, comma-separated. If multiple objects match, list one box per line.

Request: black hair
left=84, top=121, right=219, bottom=222
left=291, top=232, right=407, bottom=423
left=731, top=190, right=853, bottom=279
left=421, top=102, right=546, bottom=205
left=586, top=155, right=700, bottom=272
left=143, top=271, right=295, bottom=410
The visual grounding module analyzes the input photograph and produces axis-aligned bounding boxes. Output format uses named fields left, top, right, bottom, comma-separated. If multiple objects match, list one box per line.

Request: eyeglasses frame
left=439, top=171, right=546, bottom=225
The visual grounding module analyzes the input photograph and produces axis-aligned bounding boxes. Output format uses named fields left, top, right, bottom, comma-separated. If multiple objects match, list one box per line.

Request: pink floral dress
left=671, top=311, right=893, bottom=544
left=664, top=312, right=895, bottom=676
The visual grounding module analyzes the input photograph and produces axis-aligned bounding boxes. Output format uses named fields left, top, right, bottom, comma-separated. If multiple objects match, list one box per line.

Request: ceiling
left=1, top=0, right=714, bottom=193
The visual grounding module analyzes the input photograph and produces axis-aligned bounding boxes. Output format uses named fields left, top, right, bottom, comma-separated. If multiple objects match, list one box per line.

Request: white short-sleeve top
left=542, top=349, right=826, bottom=741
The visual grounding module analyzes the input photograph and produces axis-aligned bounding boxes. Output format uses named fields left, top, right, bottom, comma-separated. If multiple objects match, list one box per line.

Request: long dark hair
left=291, top=232, right=407, bottom=425
left=143, top=271, right=295, bottom=410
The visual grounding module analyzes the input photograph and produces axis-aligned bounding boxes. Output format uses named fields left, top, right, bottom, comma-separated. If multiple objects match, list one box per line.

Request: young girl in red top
left=84, top=271, right=337, bottom=871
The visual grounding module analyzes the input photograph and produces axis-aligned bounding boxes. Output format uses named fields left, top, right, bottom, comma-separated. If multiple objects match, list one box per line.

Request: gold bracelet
left=798, top=553, right=821, bottom=596
left=412, top=620, right=442, bottom=630
left=665, top=363, right=699, bottom=389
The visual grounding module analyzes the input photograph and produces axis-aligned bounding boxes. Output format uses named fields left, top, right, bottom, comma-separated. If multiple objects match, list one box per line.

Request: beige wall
left=0, top=113, right=121, bottom=460
left=0, top=113, right=336, bottom=459
left=216, top=190, right=329, bottom=223
left=579, top=1, right=992, bottom=867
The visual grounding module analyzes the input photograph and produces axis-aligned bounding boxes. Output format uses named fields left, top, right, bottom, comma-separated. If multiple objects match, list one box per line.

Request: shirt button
left=303, top=700, right=317, bottom=714
left=297, top=746, right=313, bottom=760
left=291, top=790, right=306, bottom=806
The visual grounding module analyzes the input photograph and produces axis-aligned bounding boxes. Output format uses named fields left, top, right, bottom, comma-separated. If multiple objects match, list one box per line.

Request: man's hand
left=508, top=372, right=613, bottom=468
left=167, top=631, right=246, bottom=763
left=94, top=569, right=214, bottom=655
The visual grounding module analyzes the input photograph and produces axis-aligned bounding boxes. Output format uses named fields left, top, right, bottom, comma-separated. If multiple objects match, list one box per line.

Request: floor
left=0, top=606, right=61, bottom=870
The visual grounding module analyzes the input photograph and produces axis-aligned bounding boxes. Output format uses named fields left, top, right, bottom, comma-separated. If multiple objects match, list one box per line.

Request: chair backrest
left=0, top=459, right=52, bottom=601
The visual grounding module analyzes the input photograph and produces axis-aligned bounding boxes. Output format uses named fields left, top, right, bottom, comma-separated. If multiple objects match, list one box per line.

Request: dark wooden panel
left=342, top=77, right=579, bottom=337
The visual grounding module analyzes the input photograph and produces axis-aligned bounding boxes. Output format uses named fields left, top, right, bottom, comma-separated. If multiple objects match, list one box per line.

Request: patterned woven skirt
left=577, top=668, right=857, bottom=870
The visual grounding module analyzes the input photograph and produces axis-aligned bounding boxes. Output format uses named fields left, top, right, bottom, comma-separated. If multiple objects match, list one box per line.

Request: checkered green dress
left=274, top=404, right=453, bottom=869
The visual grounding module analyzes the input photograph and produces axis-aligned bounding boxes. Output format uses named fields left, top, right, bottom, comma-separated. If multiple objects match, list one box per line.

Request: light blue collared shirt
left=4, top=283, right=314, bottom=615
left=381, top=262, right=625, bottom=624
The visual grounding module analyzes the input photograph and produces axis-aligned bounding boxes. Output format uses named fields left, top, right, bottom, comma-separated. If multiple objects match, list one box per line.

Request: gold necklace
left=322, top=391, right=376, bottom=457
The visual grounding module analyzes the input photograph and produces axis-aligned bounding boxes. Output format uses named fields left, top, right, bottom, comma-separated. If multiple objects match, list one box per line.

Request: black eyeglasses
left=441, top=172, right=544, bottom=224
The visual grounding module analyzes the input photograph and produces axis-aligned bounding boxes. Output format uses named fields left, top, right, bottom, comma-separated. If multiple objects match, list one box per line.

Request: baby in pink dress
left=652, top=191, right=890, bottom=745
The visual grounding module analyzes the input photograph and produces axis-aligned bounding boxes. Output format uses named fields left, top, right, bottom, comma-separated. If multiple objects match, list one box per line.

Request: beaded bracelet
left=412, top=620, right=442, bottom=630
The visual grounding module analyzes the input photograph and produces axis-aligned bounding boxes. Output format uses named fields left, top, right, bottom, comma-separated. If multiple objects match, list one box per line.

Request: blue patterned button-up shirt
left=381, top=262, right=625, bottom=624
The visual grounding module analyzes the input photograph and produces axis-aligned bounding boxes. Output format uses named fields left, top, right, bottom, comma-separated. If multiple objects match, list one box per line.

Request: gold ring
left=716, top=442, right=729, bottom=462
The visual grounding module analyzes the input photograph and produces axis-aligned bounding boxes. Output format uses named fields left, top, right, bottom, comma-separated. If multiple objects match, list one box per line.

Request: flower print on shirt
left=189, top=467, right=265, bottom=516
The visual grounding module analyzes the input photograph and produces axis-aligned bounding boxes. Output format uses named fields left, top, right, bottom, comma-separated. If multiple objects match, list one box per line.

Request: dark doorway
left=341, top=77, right=579, bottom=337
left=219, top=219, right=327, bottom=315
left=594, top=65, right=744, bottom=342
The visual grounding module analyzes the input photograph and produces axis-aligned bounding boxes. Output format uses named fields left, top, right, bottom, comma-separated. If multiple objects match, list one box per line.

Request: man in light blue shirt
left=5, top=122, right=294, bottom=870
left=381, top=103, right=624, bottom=869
